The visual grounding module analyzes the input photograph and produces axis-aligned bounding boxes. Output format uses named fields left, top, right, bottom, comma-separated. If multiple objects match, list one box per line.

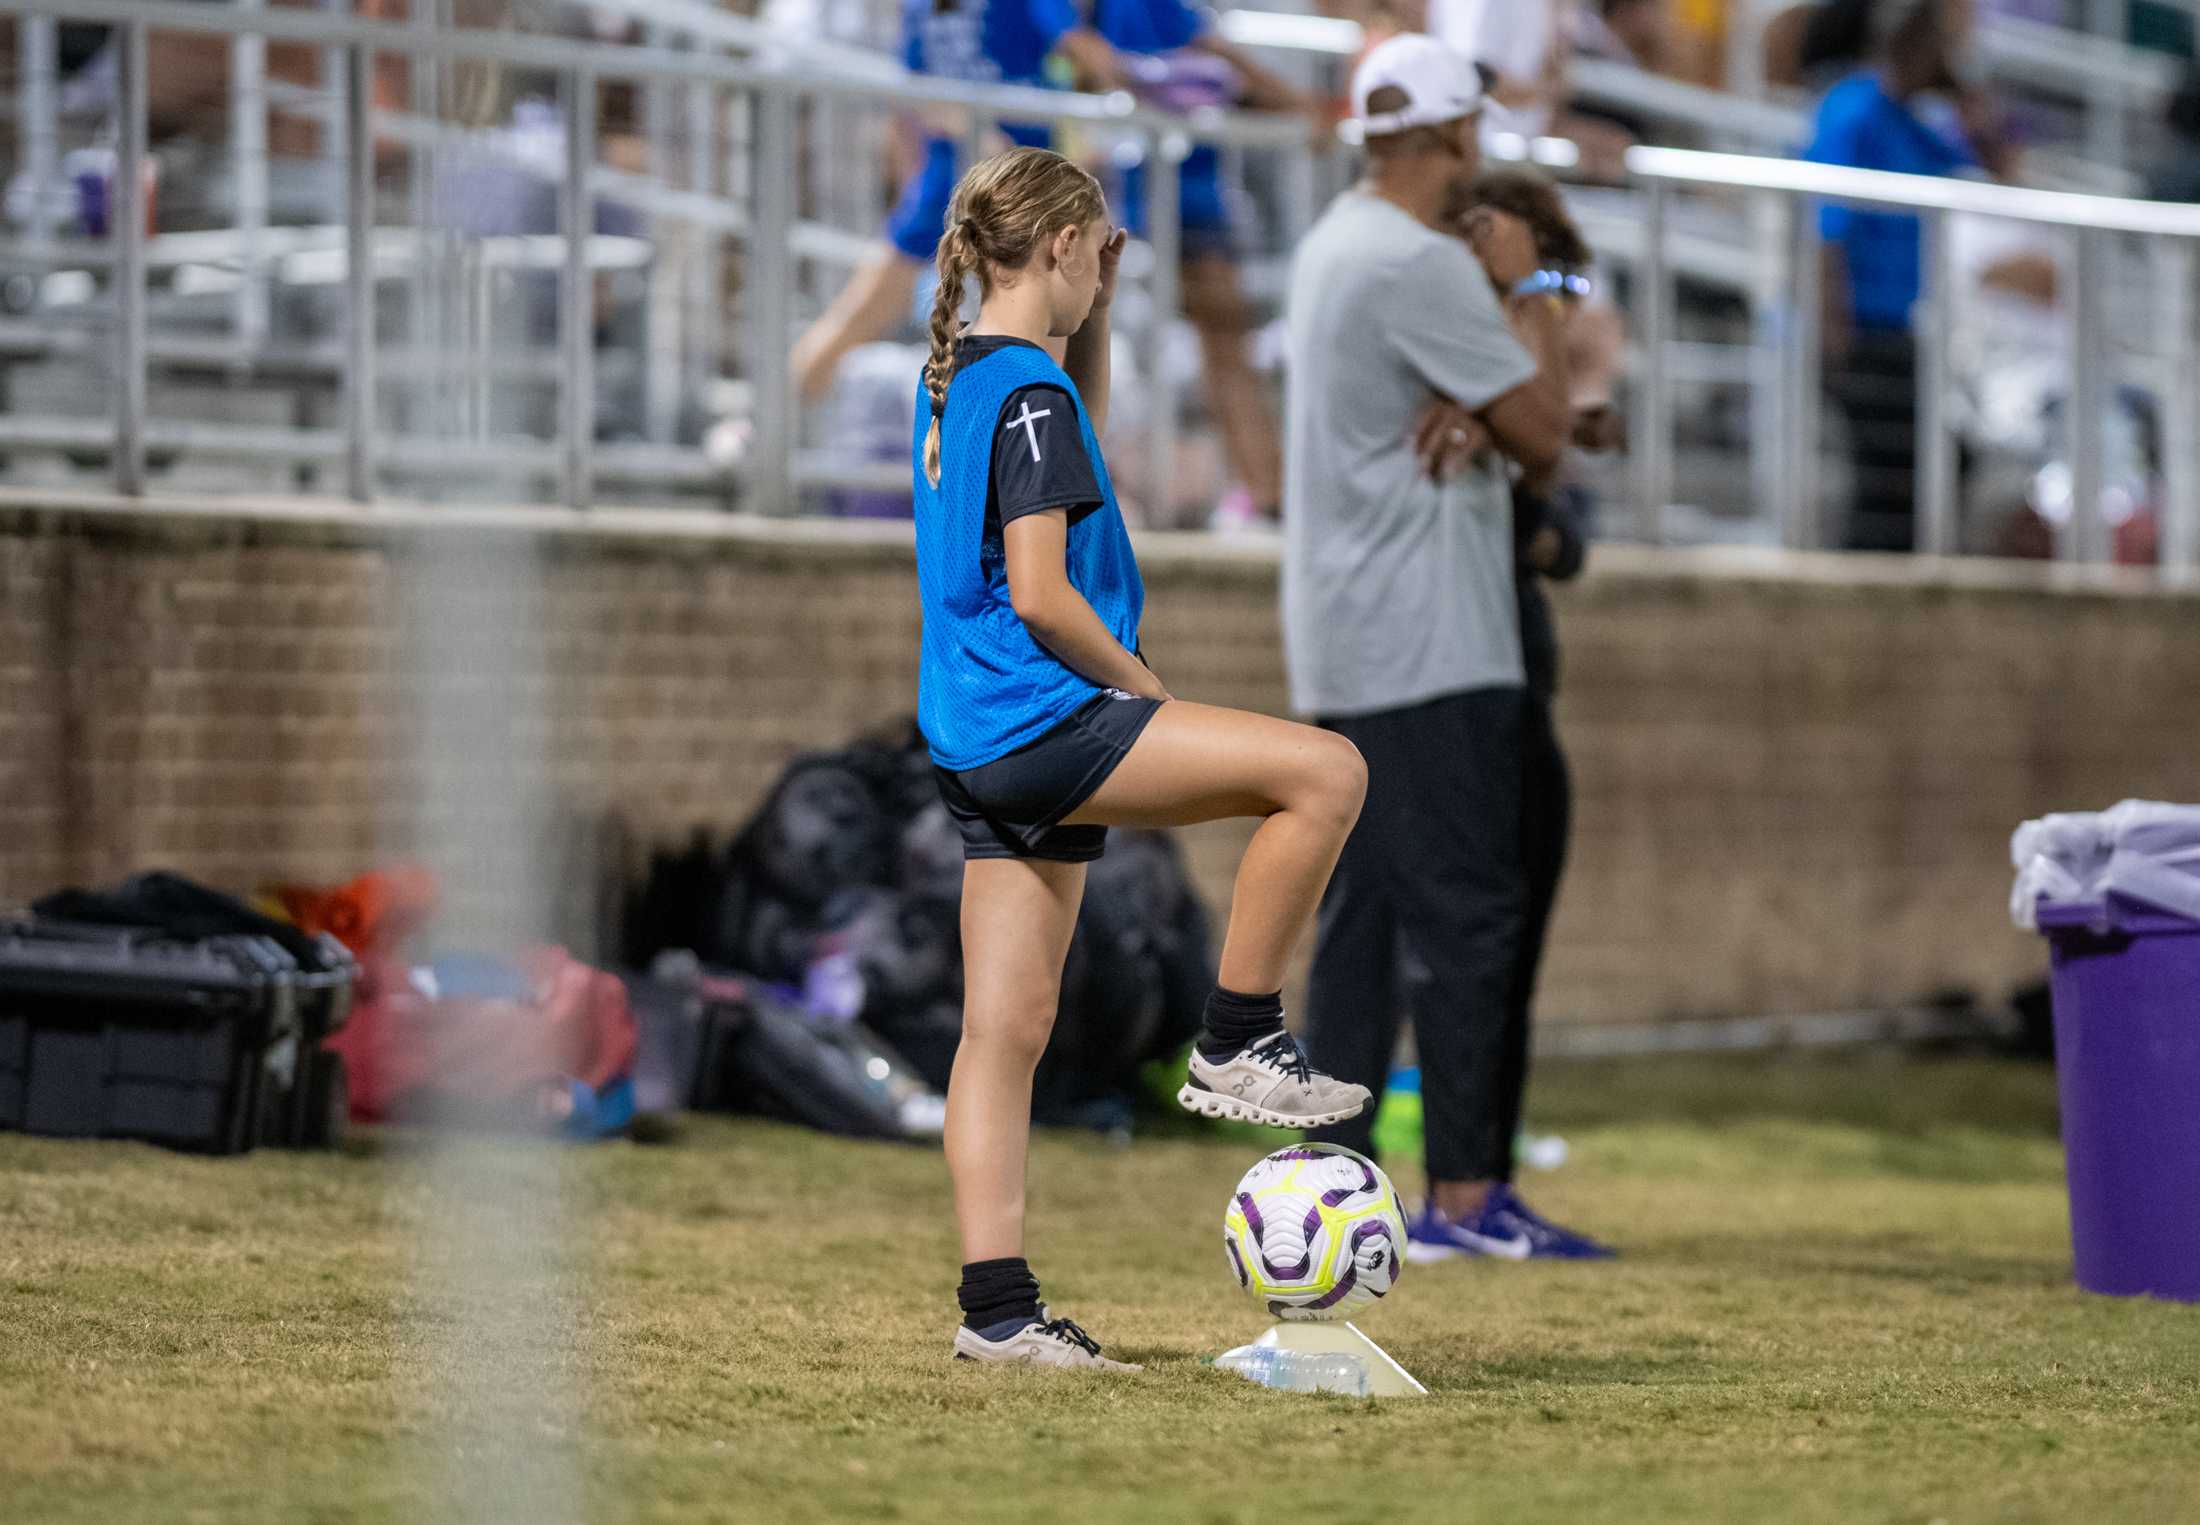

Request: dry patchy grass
left=4, top=1053, right=2197, bottom=1524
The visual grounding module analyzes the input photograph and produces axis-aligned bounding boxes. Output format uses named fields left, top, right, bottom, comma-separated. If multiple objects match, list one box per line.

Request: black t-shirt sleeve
left=989, top=384, right=1102, bottom=528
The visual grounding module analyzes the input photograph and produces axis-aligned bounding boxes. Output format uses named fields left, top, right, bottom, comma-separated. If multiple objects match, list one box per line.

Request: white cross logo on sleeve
left=1004, top=399, right=1051, bottom=463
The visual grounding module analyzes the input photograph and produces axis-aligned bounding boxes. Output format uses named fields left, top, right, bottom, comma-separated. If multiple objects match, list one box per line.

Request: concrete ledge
left=6, top=484, right=2193, bottom=602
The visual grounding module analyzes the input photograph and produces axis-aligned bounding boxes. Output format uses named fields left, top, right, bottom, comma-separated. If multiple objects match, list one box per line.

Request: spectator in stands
left=789, top=0, right=1138, bottom=405
left=1428, top=0, right=1571, bottom=148
left=1097, top=0, right=1313, bottom=527
left=2149, top=62, right=2200, bottom=203
left=1572, top=0, right=1671, bottom=72
left=1786, top=0, right=1876, bottom=89
left=1562, top=0, right=1674, bottom=179
left=1804, top=0, right=2014, bottom=551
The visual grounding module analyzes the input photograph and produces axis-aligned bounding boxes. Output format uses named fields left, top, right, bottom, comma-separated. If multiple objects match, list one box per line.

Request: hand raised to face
left=1091, top=226, right=1128, bottom=312
left=1461, top=206, right=1541, bottom=291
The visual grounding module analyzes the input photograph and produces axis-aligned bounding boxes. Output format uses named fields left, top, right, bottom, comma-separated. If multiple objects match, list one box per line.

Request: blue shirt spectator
left=1092, top=0, right=1202, bottom=58
left=1092, top=0, right=1226, bottom=245
left=1804, top=71, right=1978, bottom=331
left=901, top=0, right=1081, bottom=87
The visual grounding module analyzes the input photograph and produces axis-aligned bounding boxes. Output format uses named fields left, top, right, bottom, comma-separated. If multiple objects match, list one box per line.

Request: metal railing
left=3, top=1, right=2197, bottom=570
left=0, top=0, right=1320, bottom=515
left=1627, top=145, right=2200, bottom=566
left=1722, top=0, right=2190, bottom=178
left=1217, top=6, right=1813, bottom=153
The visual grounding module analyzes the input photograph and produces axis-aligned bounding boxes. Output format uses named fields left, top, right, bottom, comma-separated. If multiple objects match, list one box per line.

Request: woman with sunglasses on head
left=1409, top=164, right=1622, bottom=1260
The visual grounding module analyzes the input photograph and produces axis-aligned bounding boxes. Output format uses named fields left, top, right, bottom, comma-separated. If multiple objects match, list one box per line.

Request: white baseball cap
left=1350, top=33, right=1488, bottom=137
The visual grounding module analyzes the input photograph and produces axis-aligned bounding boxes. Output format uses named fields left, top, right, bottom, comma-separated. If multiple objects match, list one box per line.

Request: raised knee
left=1297, top=733, right=1367, bottom=829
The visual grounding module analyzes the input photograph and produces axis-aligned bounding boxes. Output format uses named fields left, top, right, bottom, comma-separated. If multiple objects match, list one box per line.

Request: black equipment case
left=0, top=918, right=353, bottom=1154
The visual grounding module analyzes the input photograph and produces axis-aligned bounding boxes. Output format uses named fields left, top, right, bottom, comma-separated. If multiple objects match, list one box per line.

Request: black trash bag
left=1033, top=829, right=1210, bottom=1125
left=712, top=880, right=817, bottom=985
left=622, top=721, right=1217, bottom=1136
left=748, top=758, right=893, bottom=909
left=817, top=887, right=961, bottom=1018
left=898, top=800, right=967, bottom=902
left=623, top=830, right=724, bottom=972
left=839, top=717, right=943, bottom=823
left=1135, top=832, right=1215, bottom=1057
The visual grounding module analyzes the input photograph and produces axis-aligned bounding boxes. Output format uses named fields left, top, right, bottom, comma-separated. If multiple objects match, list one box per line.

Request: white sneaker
left=1178, top=1030, right=1370, bottom=1130
left=951, top=1308, right=1141, bottom=1372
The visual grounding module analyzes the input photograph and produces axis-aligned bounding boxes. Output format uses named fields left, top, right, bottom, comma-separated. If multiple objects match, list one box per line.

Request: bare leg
left=944, top=856, right=1086, bottom=1264
left=791, top=248, right=922, bottom=406
left=1183, top=254, right=1282, bottom=512
left=1062, top=701, right=1365, bottom=994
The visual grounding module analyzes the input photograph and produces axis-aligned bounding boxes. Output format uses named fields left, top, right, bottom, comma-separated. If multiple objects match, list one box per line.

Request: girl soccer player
left=915, top=147, right=1372, bottom=1370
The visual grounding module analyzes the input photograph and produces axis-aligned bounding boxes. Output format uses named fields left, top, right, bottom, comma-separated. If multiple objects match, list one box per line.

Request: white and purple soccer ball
left=1222, top=1143, right=1409, bottom=1322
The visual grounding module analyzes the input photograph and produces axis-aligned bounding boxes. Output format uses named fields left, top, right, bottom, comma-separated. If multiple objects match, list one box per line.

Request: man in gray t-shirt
left=1286, top=35, right=1613, bottom=1260
left=1282, top=186, right=1534, bottom=717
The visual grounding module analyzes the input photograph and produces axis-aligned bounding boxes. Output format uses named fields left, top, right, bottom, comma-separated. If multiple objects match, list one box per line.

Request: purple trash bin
left=2037, top=896, right=2200, bottom=1302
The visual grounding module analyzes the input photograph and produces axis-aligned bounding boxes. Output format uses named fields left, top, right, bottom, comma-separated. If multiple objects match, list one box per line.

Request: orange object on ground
left=268, top=866, right=439, bottom=963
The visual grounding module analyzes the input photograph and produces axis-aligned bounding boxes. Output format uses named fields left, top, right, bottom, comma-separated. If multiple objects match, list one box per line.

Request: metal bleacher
left=0, top=0, right=2193, bottom=567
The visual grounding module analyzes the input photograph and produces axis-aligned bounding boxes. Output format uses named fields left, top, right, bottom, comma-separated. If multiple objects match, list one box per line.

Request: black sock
left=958, top=1256, right=1041, bottom=1334
left=1196, top=986, right=1284, bottom=1061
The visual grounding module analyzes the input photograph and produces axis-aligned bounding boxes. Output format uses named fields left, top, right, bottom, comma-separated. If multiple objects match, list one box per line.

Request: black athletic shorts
left=933, top=690, right=1164, bottom=863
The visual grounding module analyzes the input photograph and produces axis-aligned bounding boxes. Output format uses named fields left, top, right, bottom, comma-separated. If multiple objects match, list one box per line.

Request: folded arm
left=1477, top=292, right=1574, bottom=484
left=1003, top=511, right=1168, bottom=700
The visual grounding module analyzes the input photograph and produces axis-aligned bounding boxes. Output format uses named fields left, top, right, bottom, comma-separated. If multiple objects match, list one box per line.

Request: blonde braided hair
left=921, top=147, right=1105, bottom=487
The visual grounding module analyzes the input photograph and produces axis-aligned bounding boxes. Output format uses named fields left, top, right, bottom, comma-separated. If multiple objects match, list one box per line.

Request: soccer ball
left=1222, top=1143, right=1409, bottom=1321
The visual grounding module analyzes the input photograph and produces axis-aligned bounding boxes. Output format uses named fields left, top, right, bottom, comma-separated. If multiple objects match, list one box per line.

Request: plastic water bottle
left=1215, top=1344, right=1370, bottom=1397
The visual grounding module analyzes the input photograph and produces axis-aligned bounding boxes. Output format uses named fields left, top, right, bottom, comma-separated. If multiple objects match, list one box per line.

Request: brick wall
left=7, top=490, right=2196, bottom=1026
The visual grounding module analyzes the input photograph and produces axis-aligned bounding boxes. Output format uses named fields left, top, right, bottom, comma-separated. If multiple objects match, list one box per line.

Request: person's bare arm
left=1190, top=35, right=1313, bottom=113
left=1478, top=349, right=1573, bottom=481
left=1980, top=250, right=2059, bottom=305
left=1955, top=87, right=2019, bottom=182
left=1484, top=70, right=1544, bottom=111
left=1411, top=400, right=1496, bottom=480
left=1057, top=27, right=1135, bottom=93
left=1567, top=301, right=1627, bottom=452
left=1503, top=288, right=1573, bottom=408
left=1463, top=209, right=1573, bottom=479
left=1483, top=25, right=1568, bottom=115
left=1004, top=511, right=1169, bottom=699
left=1061, top=228, right=1127, bottom=436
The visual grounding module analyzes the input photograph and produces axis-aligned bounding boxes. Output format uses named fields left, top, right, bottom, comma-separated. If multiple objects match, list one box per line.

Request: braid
left=922, top=221, right=974, bottom=488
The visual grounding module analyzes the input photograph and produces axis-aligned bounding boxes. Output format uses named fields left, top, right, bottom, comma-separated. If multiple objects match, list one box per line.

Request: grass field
left=6, top=1050, right=2199, bottom=1524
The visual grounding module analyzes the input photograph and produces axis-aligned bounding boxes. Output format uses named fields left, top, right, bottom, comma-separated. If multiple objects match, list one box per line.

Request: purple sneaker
left=1488, top=1185, right=1619, bottom=1260
left=1404, top=1188, right=1618, bottom=1264
left=1404, top=1200, right=1532, bottom=1264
